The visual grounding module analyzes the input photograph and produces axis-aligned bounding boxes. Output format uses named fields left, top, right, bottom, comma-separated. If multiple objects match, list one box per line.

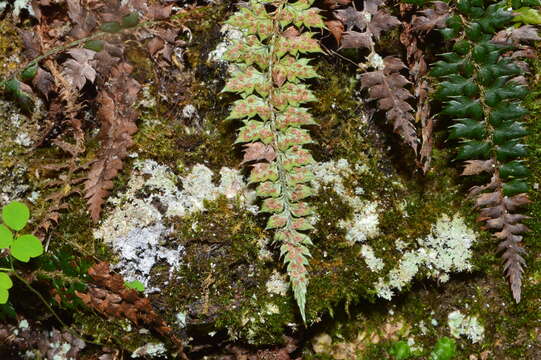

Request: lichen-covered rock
left=93, top=159, right=253, bottom=290
left=92, top=148, right=479, bottom=346
left=375, top=214, right=477, bottom=300
left=447, top=310, right=484, bottom=344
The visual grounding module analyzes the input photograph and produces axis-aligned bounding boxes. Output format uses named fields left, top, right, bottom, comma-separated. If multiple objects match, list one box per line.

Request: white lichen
left=375, top=214, right=477, bottom=300
left=18, top=319, right=29, bottom=329
left=0, top=0, right=35, bottom=19
left=265, top=270, right=290, bottom=296
left=311, top=159, right=381, bottom=244
left=131, top=343, right=167, bottom=358
left=447, top=310, right=484, bottom=344
left=176, top=312, right=187, bottom=328
left=207, top=24, right=244, bottom=64
left=94, top=159, right=252, bottom=292
left=360, top=244, right=384, bottom=272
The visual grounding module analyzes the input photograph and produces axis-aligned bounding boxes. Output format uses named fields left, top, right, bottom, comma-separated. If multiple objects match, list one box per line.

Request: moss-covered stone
left=1, top=3, right=539, bottom=359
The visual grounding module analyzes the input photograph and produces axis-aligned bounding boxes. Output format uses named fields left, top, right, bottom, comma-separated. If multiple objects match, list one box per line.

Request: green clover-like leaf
left=0, top=225, right=13, bottom=249
left=0, top=273, right=12, bottom=290
left=11, top=234, right=43, bottom=263
left=125, top=280, right=145, bottom=292
left=0, top=288, right=8, bottom=304
left=513, top=7, right=541, bottom=24
left=2, top=201, right=30, bottom=231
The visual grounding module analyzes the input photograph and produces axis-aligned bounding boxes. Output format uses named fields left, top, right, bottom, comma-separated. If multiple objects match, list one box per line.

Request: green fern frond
left=223, top=0, right=323, bottom=322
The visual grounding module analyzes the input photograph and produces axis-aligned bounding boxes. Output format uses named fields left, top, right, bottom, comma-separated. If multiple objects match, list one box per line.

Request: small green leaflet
left=2, top=201, right=30, bottom=231
left=0, top=273, right=13, bottom=290
left=274, top=56, right=319, bottom=83
left=0, top=288, right=8, bottom=304
left=224, top=36, right=269, bottom=69
left=222, top=67, right=270, bottom=96
left=270, top=83, right=317, bottom=110
left=125, top=280, right=145, bottom=292
left=11, top=234, right=43, bottom=263
left=278, top=2, right=325, bottom=28
left=513, top=7, right=541, bottom=24
left=0, top=272, right=13, bottom=304
left=227, top=95, right=271, bottom=121
left=0, top=225, right=13, bottom=248
left=225, top=2, right=273, bottom=40
left=275, top=32, right=322, bottom=57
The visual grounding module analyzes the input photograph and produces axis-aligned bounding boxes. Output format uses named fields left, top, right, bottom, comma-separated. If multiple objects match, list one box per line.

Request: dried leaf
left=19, top=30, right=41, bottom=59
left=340, top=31, right=373, bottom=49
left=493, top=25, right=541, bottom=44
left=67, top=0, right=97, bottom=39
left=335, top=6, right=369, bottom=31
left=323, top=0, right=352, bottom=9
left=32, top=67, right=55, bottom=99
left=62, top=48, right=97, bottom=90
left=412, top=1, right=450, bottom=33
left=147, top=37, right=165, bottom=56
left=325, top=19, right=345, bottom=43
left=147, top=4, right=173, bottom=20
left=462, top=159, right=495, bottom=176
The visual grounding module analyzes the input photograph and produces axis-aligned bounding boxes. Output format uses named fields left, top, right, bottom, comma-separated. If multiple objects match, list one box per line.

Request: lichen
left=360, top=245, right=384, bottom=272
left=447, top=310, right=484, bottom=344
left=131, top=342, right=167, bottom=358
left=0, top=0, right=35, bottom=19
left=94, top=159, right=253, bottom=289
left=375, top=214, right=477, bottom=300
left=311, top=159, right=382, bottom=244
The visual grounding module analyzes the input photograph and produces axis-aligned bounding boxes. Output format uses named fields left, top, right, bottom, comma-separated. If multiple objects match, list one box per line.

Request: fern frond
left=224, top=0, right=323, bottom=321
left=431, top=0, right=533, bottom=302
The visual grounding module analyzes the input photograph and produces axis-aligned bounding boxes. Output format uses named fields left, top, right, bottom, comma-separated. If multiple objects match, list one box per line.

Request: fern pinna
left=431, top=0, right=531, bottom=302
left=222, top=0, right=324, bottom=321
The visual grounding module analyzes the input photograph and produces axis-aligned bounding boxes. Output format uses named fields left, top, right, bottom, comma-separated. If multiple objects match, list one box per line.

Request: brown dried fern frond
left=83, top=63, right=140, bottom=222
left=360, top=56, right=418, bottom=152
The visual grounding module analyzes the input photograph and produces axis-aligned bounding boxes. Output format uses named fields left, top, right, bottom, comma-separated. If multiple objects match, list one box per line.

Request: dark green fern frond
left=431, top=0, right=533, bottom=302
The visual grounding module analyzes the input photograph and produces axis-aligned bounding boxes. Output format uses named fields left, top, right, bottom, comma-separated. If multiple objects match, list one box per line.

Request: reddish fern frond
left=401, top=3, right=447, bottom=172
left=360, top=56, right=418, bottom=152
left=470, top=176, right=531, bottom=303
left=84, top=63, right=140, bottom=222
left=411, top=1, right=450, bottom=33
left=333, top=0, right=400, bottom=50
left=76, top=262, right=187, bottom=359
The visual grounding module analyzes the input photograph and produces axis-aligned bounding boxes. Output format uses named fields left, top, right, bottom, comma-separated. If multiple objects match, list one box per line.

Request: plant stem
left=12, top=271, right=68, bottom=328
left=25, top=20, right=158, bottom=70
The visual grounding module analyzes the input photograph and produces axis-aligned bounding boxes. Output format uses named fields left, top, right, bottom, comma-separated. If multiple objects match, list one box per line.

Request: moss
left=144, top=195, right=296, bottom=345
left=73, top=312, right=161, bottom=353
left=0, top=18, right=23, bottom=79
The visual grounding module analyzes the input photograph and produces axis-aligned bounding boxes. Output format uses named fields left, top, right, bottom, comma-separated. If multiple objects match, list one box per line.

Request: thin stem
left=11, top=270, right=103, bottom=346
left=23, top=19, right=158, bottom=71
left=12, top=271, right=68, bottom=328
